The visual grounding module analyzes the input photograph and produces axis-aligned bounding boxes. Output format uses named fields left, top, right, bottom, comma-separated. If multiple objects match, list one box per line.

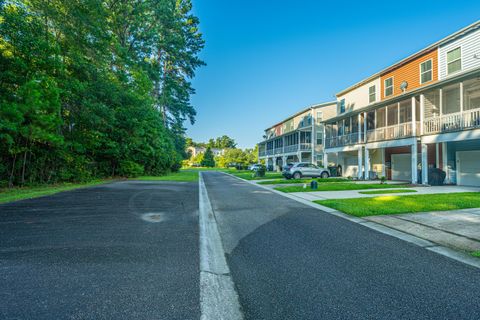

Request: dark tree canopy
left=0, top=0, right=204, bottom=186
left=201, top=147, right=215, bottom=167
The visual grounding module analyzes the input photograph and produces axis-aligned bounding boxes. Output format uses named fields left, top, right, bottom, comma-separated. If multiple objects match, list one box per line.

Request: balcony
left=274, top=147, right=283, bottom=154
left=325, top=133, right=359, bottom=149
left=366, top=122, right=418, bottom=142
left=259, top=150, right=266, bottom=157
left=424, top=107, right=480, bottom=134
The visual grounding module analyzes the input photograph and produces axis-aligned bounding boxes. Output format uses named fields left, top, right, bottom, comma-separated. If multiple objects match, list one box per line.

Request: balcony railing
left=259, top=150, right=266, bottom=157
left=299, top=143, right=312, bottom=151
left=284, top=145, right=298, bottom=153
left=366, top=122, right=418, bottom=142
left=424, top=107, right=480, bottom=134
left=325, top=132, right=359, bottom=148
left=274, top=147, right=283, bottom=154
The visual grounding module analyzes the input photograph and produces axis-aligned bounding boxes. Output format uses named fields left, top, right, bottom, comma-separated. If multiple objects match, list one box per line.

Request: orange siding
left=380, top=49, right=438, bottom=100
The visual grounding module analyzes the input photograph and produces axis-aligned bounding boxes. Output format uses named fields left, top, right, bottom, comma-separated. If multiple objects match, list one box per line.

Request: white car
left=282, top=162, right=330, bottom=179
left=249, top=164, right=263, bottom=171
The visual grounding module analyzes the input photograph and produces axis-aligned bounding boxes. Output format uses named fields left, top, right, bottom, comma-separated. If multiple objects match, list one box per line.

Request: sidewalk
left=259, top=182, right=480, bottom=253
left=365, top=209, right=480, bottom=252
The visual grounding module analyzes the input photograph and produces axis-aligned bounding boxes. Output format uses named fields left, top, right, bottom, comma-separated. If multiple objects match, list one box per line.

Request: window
left=387, top=104, right=398, bottom=126
left=399, top=99, right=412, bottom=123
left=463, top=78, right=480, bottom=111
left=424, top=89, right=440, bottom=118
left=442, top=83, right=461, bottom=114
left=339, top=99, right=345, bottom=113
left=369, top=85, right=376, bottom=103
left=316, top=131, right=323, bottom=145
left=316, top=111, right=323, bottom=124
left=447, top=47, right=461, bottom=74
left=420, top=59, right=432, bottom=84
left=376, top=107, right=386, bottom=128
left=384, top=77, right=393, bottom=97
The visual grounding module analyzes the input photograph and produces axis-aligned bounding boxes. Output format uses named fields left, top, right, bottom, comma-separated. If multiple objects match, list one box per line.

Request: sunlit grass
left=229, top=171, right=284, bottom=180
left=275, top=183, right=407, bottom=193
left=472, top=251, right=480, bottom=258
left=316, top=192, right=480, bottom=217
left=258, top=178, right=350, bottom=185
left=359, top=189, right=417, bottom=195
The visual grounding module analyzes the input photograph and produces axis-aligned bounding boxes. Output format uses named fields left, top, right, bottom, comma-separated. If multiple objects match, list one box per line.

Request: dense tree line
left=0, top=0, right=204, bottom=186
left=186, top=135, right=237, bottom=149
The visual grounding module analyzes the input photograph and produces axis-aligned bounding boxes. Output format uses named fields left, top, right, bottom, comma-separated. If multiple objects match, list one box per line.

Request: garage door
left=457, top=150, right=480, bottom=186
left=344, top=156, right=359, bottom=178
left=391, top=154, right=411, bottom=181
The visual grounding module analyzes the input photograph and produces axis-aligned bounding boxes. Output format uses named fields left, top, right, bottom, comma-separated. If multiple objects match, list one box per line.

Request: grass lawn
left=359, top=189, right=417, bottom=195
left=258, top=178, right=350, bottom=185
left=472, top=251, right=480, bottom=258
left=0, top=180, right=109, bottom=204
left=316, top=192, right=480, bottom=217
left=229, top=171, right=284, bottom=180
left=275, top=183, right=407, bottom=193
left=137, top=169, right=200, bottom=182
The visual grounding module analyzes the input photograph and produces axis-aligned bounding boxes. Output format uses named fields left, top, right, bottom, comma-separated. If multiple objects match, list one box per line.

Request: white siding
left=336, top=77, right=381, bottom=114
left=439, top=28, right=480, bottom=80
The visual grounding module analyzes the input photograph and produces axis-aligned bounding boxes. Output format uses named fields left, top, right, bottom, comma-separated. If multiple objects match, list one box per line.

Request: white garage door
left=344, top=156, right=359, bottom=178
left=391, top=154, right=411, bottom=181
left=457, top=150, right=480, bottom=186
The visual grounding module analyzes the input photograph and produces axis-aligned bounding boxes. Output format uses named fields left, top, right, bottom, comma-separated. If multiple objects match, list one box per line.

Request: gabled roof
left=335, top=20, right=480, bottom=97
left=264, top=101, right=336, bottom=131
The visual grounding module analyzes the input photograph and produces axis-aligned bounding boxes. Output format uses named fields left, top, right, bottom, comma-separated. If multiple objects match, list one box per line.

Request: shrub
left=118, top=160, right=144, bottom=178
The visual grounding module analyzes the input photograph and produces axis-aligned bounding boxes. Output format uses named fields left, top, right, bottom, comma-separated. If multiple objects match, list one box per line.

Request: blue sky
left=187, top=0, right=480, bottom=148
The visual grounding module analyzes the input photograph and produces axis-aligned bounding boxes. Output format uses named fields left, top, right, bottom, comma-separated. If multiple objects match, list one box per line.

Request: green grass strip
left=316, top=192, right=480, bottom=217
left=275, top=183, right=407, bottom=193
left=359, top=189, right=417, bottom=195
left=0, top=180, right=109, bottom=204
left=258, top=178, right=349, bottom=185
left=471, top=251, right=480, bottom=258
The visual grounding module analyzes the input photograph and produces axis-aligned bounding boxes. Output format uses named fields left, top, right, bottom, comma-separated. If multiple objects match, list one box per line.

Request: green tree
left=201, top=147, right=215, bottom=167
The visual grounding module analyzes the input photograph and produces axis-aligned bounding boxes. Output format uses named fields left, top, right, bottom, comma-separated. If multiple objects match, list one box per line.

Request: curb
left=222, top=172, right=480, bottom=270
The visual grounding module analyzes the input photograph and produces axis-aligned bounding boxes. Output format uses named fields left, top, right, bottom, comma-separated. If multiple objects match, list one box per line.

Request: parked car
left=249, top=164, right=263, bottom=171
left=282, top=162, right=330, bottom=179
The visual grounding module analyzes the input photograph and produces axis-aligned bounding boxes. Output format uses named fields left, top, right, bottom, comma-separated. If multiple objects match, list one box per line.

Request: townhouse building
left=324, top=21, right=480, bottom=186
left=257, top=20, right=480, bottom=186
left=258, top=102, right=337, bottom=171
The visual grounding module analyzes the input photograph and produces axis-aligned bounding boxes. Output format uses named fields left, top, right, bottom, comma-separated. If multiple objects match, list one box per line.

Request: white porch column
left=282, top=156, right=287, bottom=169
left=435, top=143, right=440, bottom=168
left=411, top=96, right=417, bottom=136
left=420, top=94, right=425, bottom=135
left=421, top=143, right=428, bottom=184
left=357, top=113, right=362, bottom=143
left=364, top=147, right=370, bottom=180
left=381, top=148, right=386, bottom=178
left=411, top=143, right=418, bottom=184
left=298, top=152, right=302, bottom=163
left=442, top=142, right=448, bottom=183
left=363, top=112, right=367, bottom=143
left=323, top=152, right=329, bottom=168
left=357, top=146, right=363, bottom=179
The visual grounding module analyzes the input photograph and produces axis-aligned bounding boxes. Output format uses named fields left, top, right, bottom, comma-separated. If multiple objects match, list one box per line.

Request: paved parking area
left=0, top=181, right=200, bottom=320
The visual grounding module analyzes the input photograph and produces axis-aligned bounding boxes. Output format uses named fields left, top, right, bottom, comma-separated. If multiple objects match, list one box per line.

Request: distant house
left=187, top=146, right=225, bottom=157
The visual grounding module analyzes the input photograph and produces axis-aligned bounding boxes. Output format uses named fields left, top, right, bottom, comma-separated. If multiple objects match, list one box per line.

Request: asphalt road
left=202, top=172, right=480, bottom=320
left=0, top=181, right=199, bottom=320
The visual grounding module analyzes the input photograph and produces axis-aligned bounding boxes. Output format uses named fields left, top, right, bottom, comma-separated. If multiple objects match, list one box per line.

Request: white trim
left=420, top=58, right=433, bottom=85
